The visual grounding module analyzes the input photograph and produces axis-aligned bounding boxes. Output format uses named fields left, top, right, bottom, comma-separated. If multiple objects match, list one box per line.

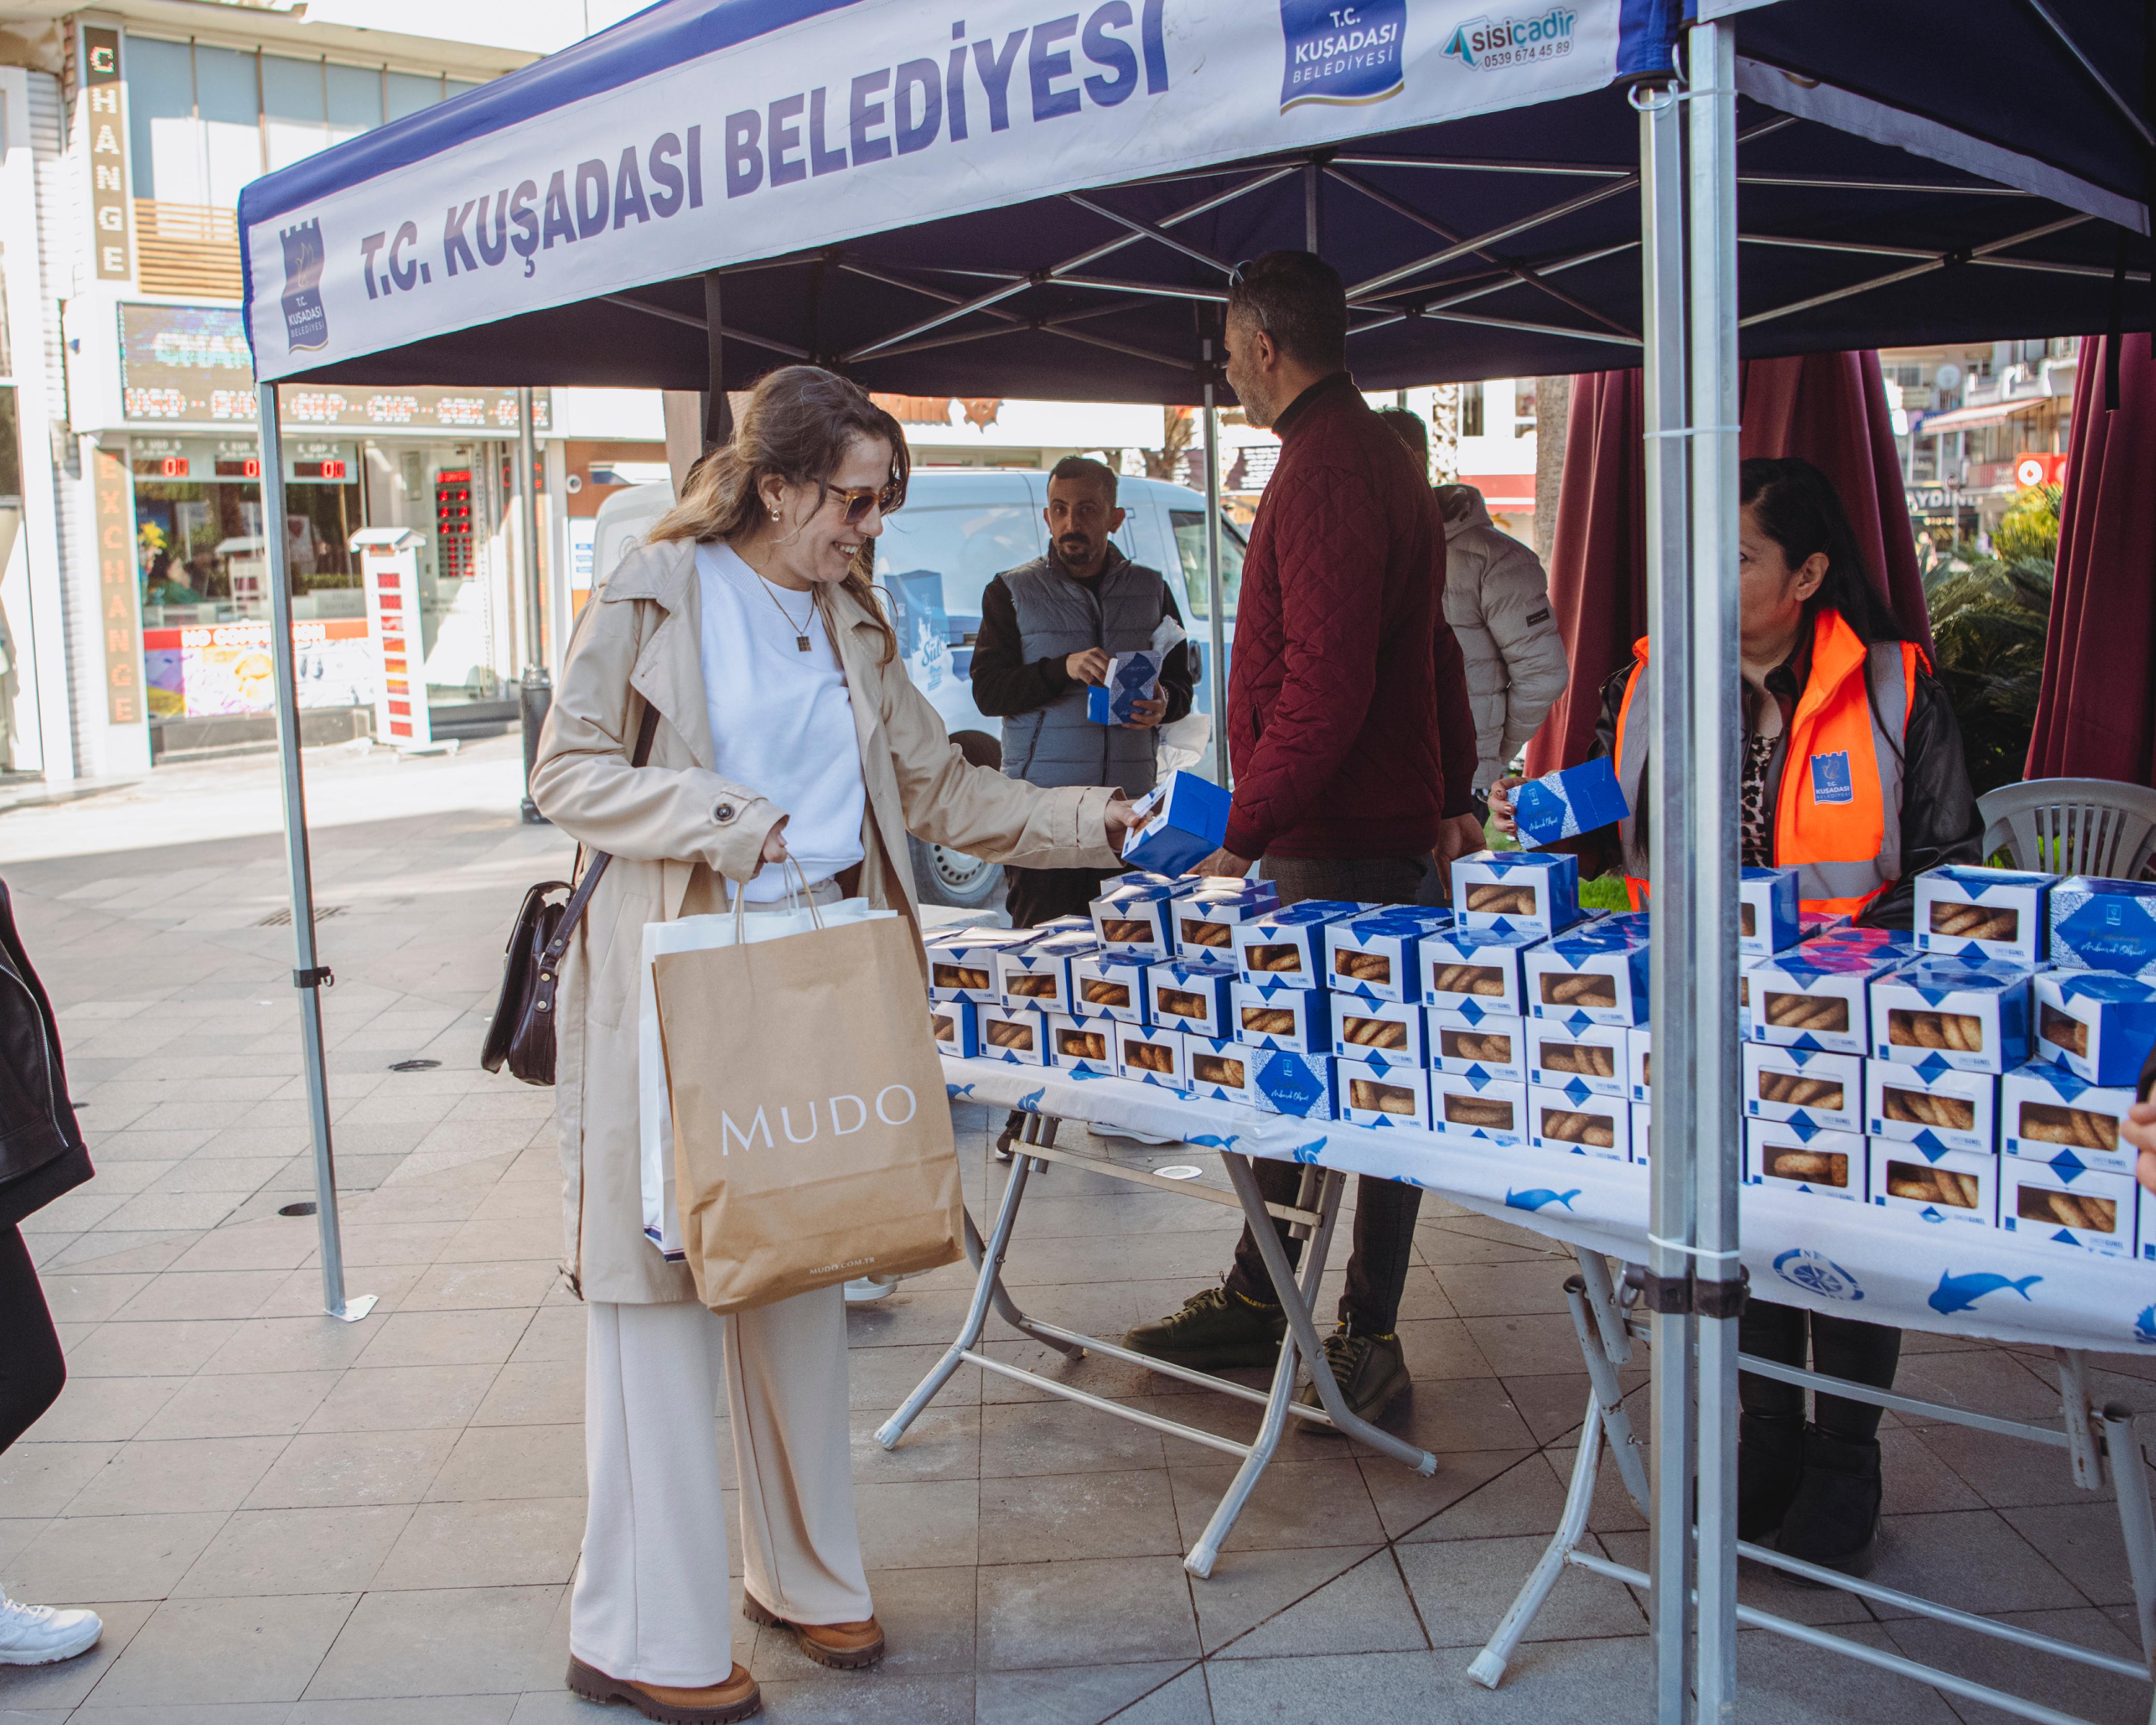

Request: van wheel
left=911, top=837, right=1003, bottom=909
left=911, top=730, right=1004, bottom=910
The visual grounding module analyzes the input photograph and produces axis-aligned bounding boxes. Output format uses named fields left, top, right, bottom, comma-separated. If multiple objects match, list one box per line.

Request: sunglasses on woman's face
left=829, top=483, right=900, bottom=527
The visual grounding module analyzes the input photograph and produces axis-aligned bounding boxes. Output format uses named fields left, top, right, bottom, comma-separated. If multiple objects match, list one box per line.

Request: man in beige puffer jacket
left=1434, top=482, right=1570, bottom=794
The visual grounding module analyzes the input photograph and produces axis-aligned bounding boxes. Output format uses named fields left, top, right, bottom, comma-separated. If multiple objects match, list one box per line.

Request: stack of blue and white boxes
left=924, top=830, right=2156, bottom=1262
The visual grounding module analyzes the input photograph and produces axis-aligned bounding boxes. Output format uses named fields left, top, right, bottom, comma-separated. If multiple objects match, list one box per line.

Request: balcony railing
left=133, top=200, right=244, bottom=301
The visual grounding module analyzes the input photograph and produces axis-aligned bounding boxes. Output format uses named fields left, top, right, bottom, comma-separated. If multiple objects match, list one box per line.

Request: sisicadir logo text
left=1442, top=6, right=1577, bottom=71
left=1279, top=1, right=1407, bottom=111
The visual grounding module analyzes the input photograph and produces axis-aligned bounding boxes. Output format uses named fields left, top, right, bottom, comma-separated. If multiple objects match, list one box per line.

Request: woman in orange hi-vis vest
left=1492, top=458, right=1982, bottom=1578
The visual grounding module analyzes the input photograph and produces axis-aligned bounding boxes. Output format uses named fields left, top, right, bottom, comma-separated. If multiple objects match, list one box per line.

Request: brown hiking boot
left=566, top=1656, right=762, bottom=1723
left=743, top=1594, right=887, bottom=1670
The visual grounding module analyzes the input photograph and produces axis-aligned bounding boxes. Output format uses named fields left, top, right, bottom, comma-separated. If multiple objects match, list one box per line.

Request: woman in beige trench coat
left=530, top=367, right=1128, bottom=1725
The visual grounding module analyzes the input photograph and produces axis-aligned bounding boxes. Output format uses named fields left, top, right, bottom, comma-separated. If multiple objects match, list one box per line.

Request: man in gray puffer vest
left=971, top=456, right=1194, bottom=928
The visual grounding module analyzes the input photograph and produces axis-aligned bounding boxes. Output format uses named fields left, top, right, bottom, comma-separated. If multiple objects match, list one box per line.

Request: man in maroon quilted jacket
left=1126, top=251, right=1484, bottom=1426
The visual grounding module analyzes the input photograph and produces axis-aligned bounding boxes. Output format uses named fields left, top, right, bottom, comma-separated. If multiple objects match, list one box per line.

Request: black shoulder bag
left=481, top=704, right=660, bottom=1086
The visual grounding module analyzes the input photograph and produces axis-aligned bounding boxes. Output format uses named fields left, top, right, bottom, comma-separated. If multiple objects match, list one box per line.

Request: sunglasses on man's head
left=829, top=482, right=900, bottom=526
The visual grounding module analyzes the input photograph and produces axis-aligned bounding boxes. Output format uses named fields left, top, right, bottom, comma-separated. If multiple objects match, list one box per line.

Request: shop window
left=126, top=36, right=200, bottom=203
left=1460, top=381, right=1484, bottom=439
left=262, top=55, right=328, bottom=173
left=387, top=70, right=445, bottom=121
left=1169, top=511, right=1247, bottom=621
left=326, top=64, right=383, bottom=143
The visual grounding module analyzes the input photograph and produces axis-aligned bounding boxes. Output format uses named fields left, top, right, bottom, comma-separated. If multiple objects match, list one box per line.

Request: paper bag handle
left=730, top=856, right=827, bottom=943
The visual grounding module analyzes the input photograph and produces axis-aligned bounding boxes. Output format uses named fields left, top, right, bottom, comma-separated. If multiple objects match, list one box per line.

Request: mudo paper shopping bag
left=653, top=890, right=962, bottom=1313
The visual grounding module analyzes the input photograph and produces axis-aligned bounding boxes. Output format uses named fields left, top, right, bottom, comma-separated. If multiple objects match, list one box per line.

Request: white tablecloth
left=945, top=1057, right=2156, bottom=1355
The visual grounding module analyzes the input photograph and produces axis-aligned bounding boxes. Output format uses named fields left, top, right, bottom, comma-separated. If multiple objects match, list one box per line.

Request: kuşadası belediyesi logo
left=279, top=218, right=328, bottom=353
left=1279, top=2, right=1407, bottom=110
left=1442, top=6, right=1578, bottom=70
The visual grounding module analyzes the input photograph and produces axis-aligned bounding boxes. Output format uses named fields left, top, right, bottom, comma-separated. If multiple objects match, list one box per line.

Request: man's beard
left=1051, top=535, right=1102, bottom=572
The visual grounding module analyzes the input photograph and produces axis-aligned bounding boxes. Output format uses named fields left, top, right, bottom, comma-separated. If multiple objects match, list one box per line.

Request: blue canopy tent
left=235, top=3, right=2150, bottom=1719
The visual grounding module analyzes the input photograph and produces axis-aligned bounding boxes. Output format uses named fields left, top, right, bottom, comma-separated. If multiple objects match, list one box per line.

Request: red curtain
left=1525, top=350, right=1928, bottom=776
left=2026, top=334, right=2156, bottom=784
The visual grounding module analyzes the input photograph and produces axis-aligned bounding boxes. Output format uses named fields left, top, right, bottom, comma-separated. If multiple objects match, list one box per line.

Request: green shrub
left=1921, top=541, right=2053, bottom=796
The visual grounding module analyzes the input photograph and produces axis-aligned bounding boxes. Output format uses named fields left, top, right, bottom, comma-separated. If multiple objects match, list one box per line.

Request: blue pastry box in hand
left=1086, top=651, right=1163, bottom=725
left=1508, top=757, right=1629, bottom=850
left=1119, top=771, right=1231, bottom=877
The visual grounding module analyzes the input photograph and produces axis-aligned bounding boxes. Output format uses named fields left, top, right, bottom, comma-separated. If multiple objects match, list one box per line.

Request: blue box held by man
left=1086, top=651, right=1164, bottom=726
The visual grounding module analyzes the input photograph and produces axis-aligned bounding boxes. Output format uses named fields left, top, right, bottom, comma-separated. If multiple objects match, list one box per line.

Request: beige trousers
left=570, top=1289, right=872, bottom=1687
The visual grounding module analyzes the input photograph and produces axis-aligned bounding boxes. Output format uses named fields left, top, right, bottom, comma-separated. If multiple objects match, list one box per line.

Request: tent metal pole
left=254, top=383, right=373, bottom=1325
left=1636, top=73, right=1696, bottom=1725
left=1202, top=338, right=1228, bottom=788
left=1687, top=19, right=1745, bottom=1722
left=517, top=386, right=550, bottom=826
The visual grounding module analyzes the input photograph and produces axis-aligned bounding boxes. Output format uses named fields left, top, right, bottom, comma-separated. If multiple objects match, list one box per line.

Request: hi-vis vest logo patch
left=1809, top=750, right=1855, bottom=806
left=279, top=218, right=329, bottom=353
left=1280, top=1, right=1406, bottom=110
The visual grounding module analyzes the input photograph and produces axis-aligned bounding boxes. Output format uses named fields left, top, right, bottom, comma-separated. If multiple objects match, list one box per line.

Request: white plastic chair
left=1977, top=777, right=2156, bottom=878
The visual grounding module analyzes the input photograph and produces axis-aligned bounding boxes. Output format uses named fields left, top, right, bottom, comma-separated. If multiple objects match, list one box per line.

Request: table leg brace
left=1217, top=1152, right=1437, bottom=1477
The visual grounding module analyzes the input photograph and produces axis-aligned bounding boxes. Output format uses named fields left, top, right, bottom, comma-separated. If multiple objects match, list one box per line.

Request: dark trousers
left=1, top=1226, right=65, bottom=1454
left=1004, top=865, right=1113, bottom=931
left=1739, top=1297, right=1901, bottom=1441
left=1222, top=853, right=1430, bottom=1335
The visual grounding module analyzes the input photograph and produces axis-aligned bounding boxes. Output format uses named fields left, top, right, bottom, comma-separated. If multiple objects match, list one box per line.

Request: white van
left=589, top=470, right=1246, bottom=906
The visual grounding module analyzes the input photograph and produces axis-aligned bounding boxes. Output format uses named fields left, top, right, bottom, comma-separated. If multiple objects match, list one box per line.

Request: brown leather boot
left=566, top=1656, right=762, bottom=1723
left=742, top=1594, right=887, bottom=1670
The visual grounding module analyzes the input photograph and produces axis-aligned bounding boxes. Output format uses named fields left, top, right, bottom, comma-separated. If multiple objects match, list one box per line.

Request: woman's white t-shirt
left=696, top=541, right=867, bottom=902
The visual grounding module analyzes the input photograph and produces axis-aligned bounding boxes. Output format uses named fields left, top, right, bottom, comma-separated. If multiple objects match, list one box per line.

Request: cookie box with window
left=1738, top=866, right=1802, bottom=959
left=1114, top=1022, right=1189, bottom=1092
left=1340, top=1064, right=1431, bottom=1130
left=929, top=999, right=978, bottom=1060
left=1915, top=864, right=2053, bottom=965
left=1631, top=1102, right=1651, bottom=1167
left=2001, top=1158, right=2135, bottom=1256
left=1529, top=1088, right=1630, bottom=1160
left=1741, top=1043, right=1864, bottom=1134
left=1870, top=957, right=2033, bottom=1076
left=1747, top=1120, right=1866, bottom=1202
left=1117, top=771, right=1232, bottom=878
left=1524, top=915, right=1651, bottom=1027
left=1748, top=948, right=1901, bottom=1056
left=1452, top=850, right=1585, bottom=938
left=926, top=928, right=1035, bottom=1005
left=1070, top=953, right=1154, bottom=1025
left=1866, top=1138, right=1997, bottom=1227
left=1230, top=978, right=1332, bottom=1055
left=2031, top=971, right=2156, bottom=1087
left=1044, top=1013, right=1116, bottom=1078
left=977, top=1003, right=1051, bottom=1067
left=2001, top=1058, right=2136, bottom=1177
left=1144, top=956, right=1237, bottom=1041
left=1232, top=900, right=1367, bottom=991
left=1089, top=876, right=1178, bottom=960
left=1251, top=1048, right=1338, bottom=1121
left=2048, top=875, right=2156, bottom=979
left=1864, top=1061, right=1997, bottom=1156
left=1332, top=994, right=1427, bottom=1068
left=1427, top=1006, right=1528, bottom=1084
left=1422, top=924, right=1543, bottom=1015
left=1525, top=1017, right=1628, bottom=1099
left=1325, top=908, right=1455, bottom=1003
left=1185, top=1036, right=1261, bottom=1107
left=1429, top=1069, right=1526, bottom=1145
left=995, top=929, right=1100, bottom=1015
left=1628, top=1026, right=1652, bottom=1101
left=1172, top=879, right=1281, bottom=957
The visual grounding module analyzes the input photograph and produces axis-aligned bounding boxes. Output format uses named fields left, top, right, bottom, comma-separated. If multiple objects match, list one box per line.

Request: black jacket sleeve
left=1857, top=667, right=1983, bottom=930
left=1158, top=589, right=1195, bottom=725
left=968, top=575, right=1074, bottom=718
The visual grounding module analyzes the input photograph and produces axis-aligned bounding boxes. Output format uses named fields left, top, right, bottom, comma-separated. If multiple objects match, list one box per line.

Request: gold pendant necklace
left=754, top=570, right=815, bottom=652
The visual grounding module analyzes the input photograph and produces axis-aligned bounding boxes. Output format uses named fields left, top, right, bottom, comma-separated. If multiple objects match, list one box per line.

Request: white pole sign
left=351, top=527, right=433, bottom=750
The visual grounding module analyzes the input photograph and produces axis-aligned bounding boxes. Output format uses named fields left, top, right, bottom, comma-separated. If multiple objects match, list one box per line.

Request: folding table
left=902, top=1057, right=2156, bottom=1723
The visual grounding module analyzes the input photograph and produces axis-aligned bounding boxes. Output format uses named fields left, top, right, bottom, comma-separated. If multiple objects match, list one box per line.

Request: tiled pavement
left=3, top=734, right=2155, bottom=1723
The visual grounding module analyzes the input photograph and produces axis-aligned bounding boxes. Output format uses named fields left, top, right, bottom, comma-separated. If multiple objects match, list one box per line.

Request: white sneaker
left=843, top=1275, right=901, bottom=1304
left=0, top=1588, right=103, bottom=1665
